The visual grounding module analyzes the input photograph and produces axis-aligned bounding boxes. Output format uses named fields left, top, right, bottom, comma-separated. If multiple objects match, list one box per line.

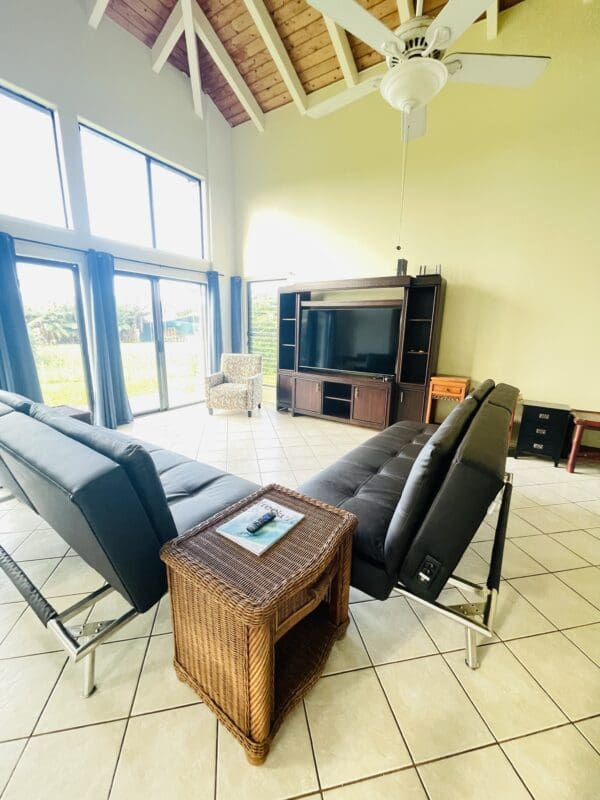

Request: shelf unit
left=276, top=275, right=444, bottom=425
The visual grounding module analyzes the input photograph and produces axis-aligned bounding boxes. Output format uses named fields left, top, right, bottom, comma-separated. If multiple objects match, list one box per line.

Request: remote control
left=246, top=511, right=276, bottom=535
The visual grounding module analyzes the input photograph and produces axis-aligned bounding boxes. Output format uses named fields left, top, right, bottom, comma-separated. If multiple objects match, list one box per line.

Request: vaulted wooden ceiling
left=94, top=0, right=524, bottom=128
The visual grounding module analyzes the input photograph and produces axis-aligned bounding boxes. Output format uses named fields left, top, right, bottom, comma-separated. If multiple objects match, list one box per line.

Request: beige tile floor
left=1, top=402, right=600, bottom=799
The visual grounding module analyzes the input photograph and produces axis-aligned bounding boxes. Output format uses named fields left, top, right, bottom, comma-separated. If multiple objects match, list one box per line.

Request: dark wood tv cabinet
left=282, top=370, right=393, bottom=429
left=276, top=275, right=444, bottom=429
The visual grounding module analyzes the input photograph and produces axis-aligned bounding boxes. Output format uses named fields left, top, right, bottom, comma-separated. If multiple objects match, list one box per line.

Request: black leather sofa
left=300, top=379, right=517, bottom=608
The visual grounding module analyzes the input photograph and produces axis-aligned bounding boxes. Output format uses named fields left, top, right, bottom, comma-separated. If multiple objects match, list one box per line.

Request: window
left=80, top=126, right=204, bottom=258
left=17, top=261, right=91, bottom=408
left=248, top=280, right=285, bottom=387
left=0, top=86, right=68, bottom=227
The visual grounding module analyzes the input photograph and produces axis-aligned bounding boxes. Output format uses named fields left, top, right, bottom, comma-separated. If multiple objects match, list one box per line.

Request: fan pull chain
left=395, top=133, right=409, bottom=255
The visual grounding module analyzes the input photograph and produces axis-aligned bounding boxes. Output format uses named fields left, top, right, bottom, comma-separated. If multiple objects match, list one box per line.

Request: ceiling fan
left=306, top=0, right=551, bottom=140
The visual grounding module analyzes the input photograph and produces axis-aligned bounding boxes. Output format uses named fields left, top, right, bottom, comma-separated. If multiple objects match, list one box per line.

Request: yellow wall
left=232, top=0, right=600, bottom=418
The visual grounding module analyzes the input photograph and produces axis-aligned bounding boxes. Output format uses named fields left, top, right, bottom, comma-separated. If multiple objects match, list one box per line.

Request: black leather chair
left=300, top=380, right=517, bottom=668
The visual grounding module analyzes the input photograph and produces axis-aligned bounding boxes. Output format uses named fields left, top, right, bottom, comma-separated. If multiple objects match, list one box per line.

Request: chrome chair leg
left=82, top=648, right=96, bottom=698
left=465, top=628, right=479, bottom=669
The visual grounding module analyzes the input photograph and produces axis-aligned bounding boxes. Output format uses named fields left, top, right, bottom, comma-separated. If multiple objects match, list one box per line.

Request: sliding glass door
left=114, top=272, right=208, bottom=414
left=16, top=260, right=91, bottom=408
left=114, top=274, right=161, bottom=414
left=160, top=279, right=207, bottom=406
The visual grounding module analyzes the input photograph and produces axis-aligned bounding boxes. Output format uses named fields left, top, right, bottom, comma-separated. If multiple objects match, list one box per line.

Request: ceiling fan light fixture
left=380, top=58, right=448, bottom=112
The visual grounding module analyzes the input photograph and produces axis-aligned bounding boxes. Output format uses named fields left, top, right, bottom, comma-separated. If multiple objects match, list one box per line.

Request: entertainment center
left=276, top=274, right=444, bottom=429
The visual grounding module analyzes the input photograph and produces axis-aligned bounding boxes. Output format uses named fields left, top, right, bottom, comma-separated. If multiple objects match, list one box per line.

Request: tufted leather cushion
left=384, top=397, right=478, bottom=576
left=146, top=448, right=259, bottom=534
left=0, top=390, right=34, bottom=415
left=300, top=421, right=437, bottom=565
left=468, top=379, right=495, bottom=404
left=30, top=404, right=178, bottom=545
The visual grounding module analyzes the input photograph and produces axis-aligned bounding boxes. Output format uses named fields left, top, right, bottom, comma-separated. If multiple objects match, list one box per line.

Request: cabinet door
left=352, top=385, right=388, bottom=426
left=395, top=387, right=425, bottom=423
left=294, top=378, right=322, bottom=413
left=277, top=373, right=293, bottom=410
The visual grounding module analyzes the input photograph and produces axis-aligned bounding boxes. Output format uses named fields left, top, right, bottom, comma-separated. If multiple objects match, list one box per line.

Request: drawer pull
left=533, top=443, right=544, bottom=450
left=536, top=428, right=547, bottom=435
left=538, top=413, right=550, bottom=420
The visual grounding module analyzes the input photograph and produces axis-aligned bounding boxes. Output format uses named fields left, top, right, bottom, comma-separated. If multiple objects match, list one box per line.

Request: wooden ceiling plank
left=192, top=2, right=265, bottom=131
left=487, top=0, right=499, bottom=39
left=323, top=17, right=358, bottom=87
left=307, top=61, right=386, bottom=117
left=242, top=0, right=307, bottom=113
left=88, top=0, right=111, bottom=29
left=182, top=0, right=203, bottom=117
left=152, top=0, right=184, bottom=72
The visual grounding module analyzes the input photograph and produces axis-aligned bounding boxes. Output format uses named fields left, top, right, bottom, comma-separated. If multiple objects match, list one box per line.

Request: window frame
left=0, top=84, right=70, bottom=230
left=79, top=124, right=206, bottom=259
left=16, top=257, right=94, bottom=409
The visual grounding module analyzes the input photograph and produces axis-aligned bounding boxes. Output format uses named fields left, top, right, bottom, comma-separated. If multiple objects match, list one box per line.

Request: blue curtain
left=230, top=276, right=243, bottom=353
left=86, top=250, right=132, bottom=428
left=207, top=270, right=223, bottom=373
left=0, top=233, right=43, bottom=401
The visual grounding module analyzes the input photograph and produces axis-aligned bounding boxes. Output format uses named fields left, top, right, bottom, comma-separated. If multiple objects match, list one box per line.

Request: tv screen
left=299, top=306, right=401, bottom=377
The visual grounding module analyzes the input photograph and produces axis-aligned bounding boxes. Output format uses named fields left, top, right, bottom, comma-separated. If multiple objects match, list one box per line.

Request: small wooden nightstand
left=425, top=376, right=470, bottom=423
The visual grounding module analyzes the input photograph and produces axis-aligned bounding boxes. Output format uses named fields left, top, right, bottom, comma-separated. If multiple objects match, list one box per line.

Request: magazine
left=216, top=499, right=304, bottom=556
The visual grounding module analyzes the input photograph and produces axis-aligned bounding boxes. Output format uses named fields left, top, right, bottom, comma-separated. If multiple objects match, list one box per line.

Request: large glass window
left=0, top=87, right=68, bottom=228
left=17, top=261, right=90, bottom=407
left=248, top=280, right=284, bottom=387
left=80, top=125, right=204, bottom=258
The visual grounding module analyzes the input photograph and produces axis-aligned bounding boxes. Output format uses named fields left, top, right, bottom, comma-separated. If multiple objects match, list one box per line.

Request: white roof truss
left=87, top=0, right=110, bottom=29
left=151, top=1, right=184, bottom=73
left=487, top=0, right=499, bottom=39
left=324, top=17, right=358, bottom=88
left=182, top=0, right=203, bottom=118
left=192, top=2, right=265, bottom=131
left=242, top=0, right=307, bottom=114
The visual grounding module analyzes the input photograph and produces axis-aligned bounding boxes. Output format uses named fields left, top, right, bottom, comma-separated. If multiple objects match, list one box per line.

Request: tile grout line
left=106, top=603, right=159, bottom=799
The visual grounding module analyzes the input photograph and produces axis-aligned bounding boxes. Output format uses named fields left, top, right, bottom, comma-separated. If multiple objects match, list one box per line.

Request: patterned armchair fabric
left=205, top=354, right=263, bottom=415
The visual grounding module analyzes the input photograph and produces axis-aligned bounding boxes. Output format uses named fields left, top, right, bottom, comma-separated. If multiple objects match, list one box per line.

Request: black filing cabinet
left=516, top=401, right=571, bottom=467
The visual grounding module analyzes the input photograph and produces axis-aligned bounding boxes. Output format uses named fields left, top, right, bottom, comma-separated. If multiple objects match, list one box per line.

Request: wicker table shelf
left=160, top=484, right=356, bottom=765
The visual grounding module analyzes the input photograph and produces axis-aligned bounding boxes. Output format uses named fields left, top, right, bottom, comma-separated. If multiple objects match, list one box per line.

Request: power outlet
left=417, top=556, right=441, bottom=584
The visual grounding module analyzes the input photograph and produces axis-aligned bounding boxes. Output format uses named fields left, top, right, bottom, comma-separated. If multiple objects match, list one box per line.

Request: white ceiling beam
left=151, top=1, right=184, bottom=73
left=486, top=0, right=499, bottom=39
left=192, top=3, right=264, bottom=132
left=323, top=17, right=358, bottom=88
left=242, top=0, right=307, bottom=114
left=181, top=0, right=203, bottom=118
left=396, top=1, right=415, bottom=22
left=306, top=62, right=386, bottom=118
left=88, top=0, right=110, bottom=29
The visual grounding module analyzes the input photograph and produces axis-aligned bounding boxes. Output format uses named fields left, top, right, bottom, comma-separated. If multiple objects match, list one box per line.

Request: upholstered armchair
left=205, top=354, right=263, bottom=417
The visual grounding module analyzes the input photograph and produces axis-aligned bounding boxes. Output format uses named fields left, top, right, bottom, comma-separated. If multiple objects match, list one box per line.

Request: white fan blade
left=305, top=0, right=403, bottom=57
left=426, top=0, right=492, bottom=48
left=445, top=53, right=551, bottom=87
left=402, top=105, right=427, bottom=142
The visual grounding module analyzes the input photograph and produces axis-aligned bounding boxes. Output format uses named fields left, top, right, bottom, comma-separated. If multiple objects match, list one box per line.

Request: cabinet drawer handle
left=538, top=413, right=550, bottom=420
left=533, top=443, right=544, bottom=450
left=355, top=387, right=359, bottom=399
left=536, top=428, right=547, bottom=435
left=400, top=391, right=404, bottom=403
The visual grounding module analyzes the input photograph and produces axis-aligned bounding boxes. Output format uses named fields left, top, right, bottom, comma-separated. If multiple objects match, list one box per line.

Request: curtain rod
left=12, top=235, right=224, bottom=276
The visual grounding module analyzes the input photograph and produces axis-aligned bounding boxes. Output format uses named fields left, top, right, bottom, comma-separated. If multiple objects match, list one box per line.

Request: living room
left=0, top=1, right=599, bottom=798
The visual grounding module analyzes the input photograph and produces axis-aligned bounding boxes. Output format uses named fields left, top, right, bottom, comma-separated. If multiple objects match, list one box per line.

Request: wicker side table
left=160, top=484, right=356, bottom=765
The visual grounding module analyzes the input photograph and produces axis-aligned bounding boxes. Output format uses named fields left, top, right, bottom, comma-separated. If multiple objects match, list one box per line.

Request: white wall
left=0, top=0, right=235, bottom=346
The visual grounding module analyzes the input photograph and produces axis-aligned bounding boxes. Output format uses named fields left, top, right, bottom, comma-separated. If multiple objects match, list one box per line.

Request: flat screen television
left=299, top=305, right=402, bottom=377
